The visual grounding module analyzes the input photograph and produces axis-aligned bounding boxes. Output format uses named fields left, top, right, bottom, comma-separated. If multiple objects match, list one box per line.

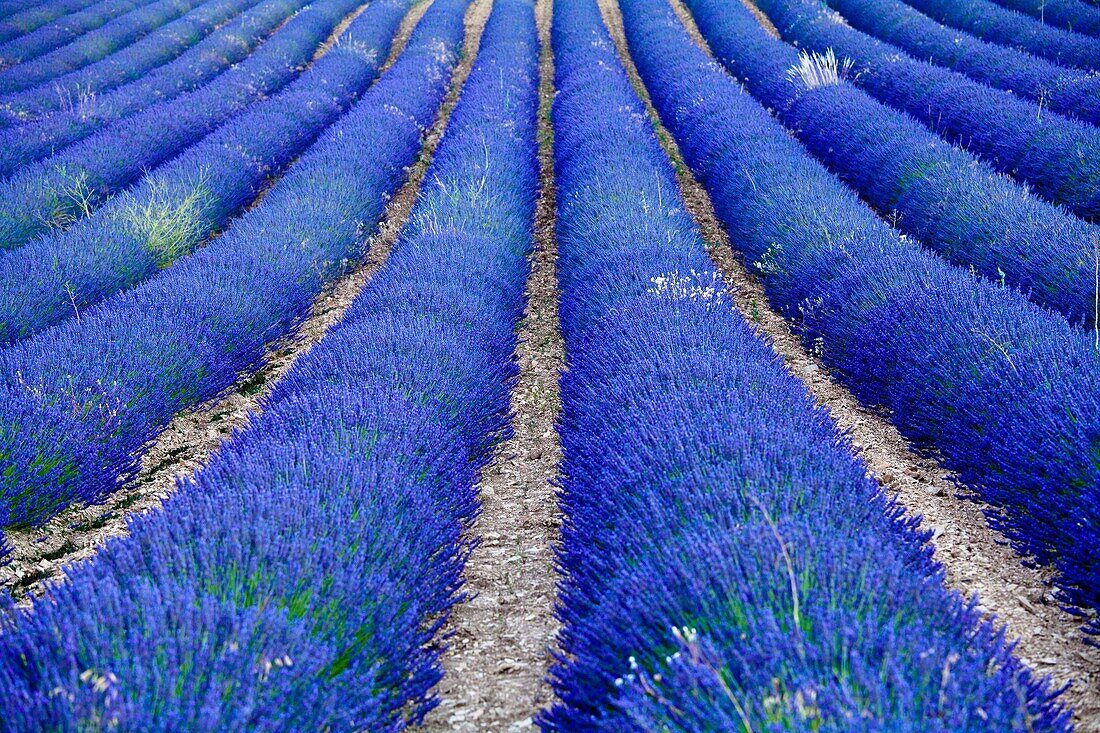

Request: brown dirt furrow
left=598, top=0, right=1100, bottom=727
left=739, top=0, right=780, bottom=38
left=0, top=0, right=494, bottom=603
left=420, top=0, right=564, bottom=729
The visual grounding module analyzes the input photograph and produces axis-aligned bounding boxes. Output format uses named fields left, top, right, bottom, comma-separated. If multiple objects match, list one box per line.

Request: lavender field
left=0, top=0, right=1098, bottom=728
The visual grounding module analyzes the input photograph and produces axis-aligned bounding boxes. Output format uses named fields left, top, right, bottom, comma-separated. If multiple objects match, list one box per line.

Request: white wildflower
left=648, top=270, right=728, bottom=303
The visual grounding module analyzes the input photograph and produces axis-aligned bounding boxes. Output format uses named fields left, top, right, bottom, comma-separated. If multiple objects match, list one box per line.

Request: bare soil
left=0, top=0, right=480, bottom=602
left=599, top=0, right=1100, bottom=727
left=739, top=0, right=780, bottom=37
left=421, top=0, right=564, bottom=728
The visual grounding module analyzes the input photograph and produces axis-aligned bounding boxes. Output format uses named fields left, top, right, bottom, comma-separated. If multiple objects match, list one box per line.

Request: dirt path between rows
left=421, top=0, right=564, bottom=729
left=0, top=0, right=492, bottom=602
left=598, top=0, right=1100, bottom=727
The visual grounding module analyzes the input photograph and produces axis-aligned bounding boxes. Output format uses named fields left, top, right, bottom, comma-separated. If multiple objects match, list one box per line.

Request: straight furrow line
left=740, top=0, right=779, bottom=36
left=543, top=0, right=1068, bottom=725
left=422, top=0, right=563, bottom=728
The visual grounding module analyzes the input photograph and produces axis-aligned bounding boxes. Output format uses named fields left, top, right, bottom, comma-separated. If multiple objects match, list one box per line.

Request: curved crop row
left=0, top=0, right=206, bottom=94
left=903, top=0, right=1100, bottom=71
left=988, top=0, right=1100, bottom=36
left=685, top=0, right=1100, bottom=327
left=621, top=0, right=1100, bottom=632
left=0, top=0, right=262, bottom=123
left=0, top=0, right=107, bottom=44
left=0, top=0, right=363, bottom=251
left=0, top=0, right=153, bottom=64
left=0, top=0, right=411, bottom=346
left=0, top=1, right=538, bottom=726
left=542, top=0, right=1069, bottom=728
left=823, top=0, right=1100, bottom=125
left=755, top=0, right=1100, bottom=221
left=0, top=0, right=466, bottom=529
left=0, top=0, right=308, bottom=177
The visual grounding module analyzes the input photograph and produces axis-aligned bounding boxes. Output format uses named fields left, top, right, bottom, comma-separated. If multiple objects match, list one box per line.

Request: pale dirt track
left=420, top=0, right=564, bottom=728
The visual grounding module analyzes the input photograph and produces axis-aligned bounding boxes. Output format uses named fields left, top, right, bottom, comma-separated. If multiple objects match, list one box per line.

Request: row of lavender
left=634, top=0, right=1100, bottom=630
left=0, top=0, right=208, bottom=93
left=542, top=0, right=1069, bottom=727
left=0, top=0, right=365, bottom=249
left=821, top=0, right=1100, bottom=125
left=686, top=1, right=1100, bottom=328
left=903, top=0, right=1100, bottom=69
left=0, top=0, right=410, bottom=345
left=0, top=0, right=115, bottom=45
left=0, top=0, right=262, bottom=123
left=755, top=0, right=1100, bottom=221
left=0, top=0, right=448, bottom=529
left=0, top=0, right=1092, bottom=728
left=0, top=0, right=155, bottom=61
left=0, top=0, right=308, bottom=165
left=0, top=0, right=543, bottom=724
left=992, top=0, right=1100, bottom=34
